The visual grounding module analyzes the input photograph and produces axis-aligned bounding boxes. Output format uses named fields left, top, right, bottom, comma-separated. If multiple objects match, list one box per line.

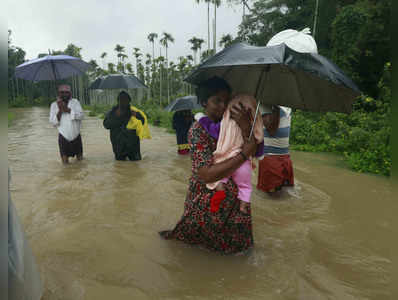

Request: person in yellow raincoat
left=103, top=91, right=150, bottom=161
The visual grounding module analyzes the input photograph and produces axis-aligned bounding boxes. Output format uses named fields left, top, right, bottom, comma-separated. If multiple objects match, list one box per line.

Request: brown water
left=8, top=107, right=393, bottom=300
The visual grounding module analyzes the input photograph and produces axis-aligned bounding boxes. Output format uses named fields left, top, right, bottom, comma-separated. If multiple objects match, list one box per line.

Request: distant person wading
left=103, top=91, right=150, bottom=161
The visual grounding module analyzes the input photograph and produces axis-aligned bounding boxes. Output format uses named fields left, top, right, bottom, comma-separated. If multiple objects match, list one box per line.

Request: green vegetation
left=8, top=112, right=15, bottom=126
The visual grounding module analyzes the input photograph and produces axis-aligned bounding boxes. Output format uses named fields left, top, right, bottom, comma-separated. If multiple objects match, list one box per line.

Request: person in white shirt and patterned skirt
left=49, top=84, right=84, bottom=164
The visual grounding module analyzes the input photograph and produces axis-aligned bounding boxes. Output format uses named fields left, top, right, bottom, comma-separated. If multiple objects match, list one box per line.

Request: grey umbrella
left=164, top=95, right=202, bottom=112
left=185, top=43, right=361, bottom=113
left=91, top=74, right=148, bottom=90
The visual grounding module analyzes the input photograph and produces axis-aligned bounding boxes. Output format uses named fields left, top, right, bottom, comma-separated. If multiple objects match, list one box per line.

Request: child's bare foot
left=240, top=200, right=250, bottom=214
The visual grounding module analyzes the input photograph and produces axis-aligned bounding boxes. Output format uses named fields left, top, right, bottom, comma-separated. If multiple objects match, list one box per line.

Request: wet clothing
left=49, top=98, right=84, bottom=141
left=50, top=98, right=84, bottom=158
left=172, top=111, right=193, bottom=154
left=257, top=155, right=294, bottom=192
left=103, top=106, right=144, bottom=161
left=263, top=107, right=291, bottom=155
left=205, top=95, right=264, bottom=203
left=160, top=121, right=254, bottom=254
left=58, top=134, right=83, bottom=158
left=257, top=106, right=294, bottom=192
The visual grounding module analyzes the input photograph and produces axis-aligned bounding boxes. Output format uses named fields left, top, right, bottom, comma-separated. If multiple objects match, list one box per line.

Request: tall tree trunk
left=207, top=2, right=210, bottom=50
left=313, top=0, right=320, bottom=39
left=15, top=77, right=19, bottom=98
left=10, top=78, right=15, bottom=103
left=159, top=48, right=162, bottom=106
left=166, top=47, right=170, bottom=104
left=214, top=4, right=217, bottom=53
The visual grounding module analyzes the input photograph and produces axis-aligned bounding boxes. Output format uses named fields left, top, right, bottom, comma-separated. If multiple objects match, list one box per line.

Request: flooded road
left=8, top=107, right=393, bottom=299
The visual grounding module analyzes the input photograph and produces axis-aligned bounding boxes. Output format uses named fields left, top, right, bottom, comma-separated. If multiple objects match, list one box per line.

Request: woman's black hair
left=117, top=90, right=131, bottom=103
left=195, top=76, right=231, bottom=106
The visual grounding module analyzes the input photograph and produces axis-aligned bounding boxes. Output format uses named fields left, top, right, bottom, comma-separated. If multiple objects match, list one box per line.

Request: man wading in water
left=49, top=84, right=85, bottom=164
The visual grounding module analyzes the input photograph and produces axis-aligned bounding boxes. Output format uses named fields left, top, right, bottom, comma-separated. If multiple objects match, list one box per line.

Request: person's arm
left=49, top=102, right=60, bottom=126
left=103, top=110, right=121, bottom=130
left=70, top=99, right=84, bottom=120
left=135, top=111, right=145, bottom=125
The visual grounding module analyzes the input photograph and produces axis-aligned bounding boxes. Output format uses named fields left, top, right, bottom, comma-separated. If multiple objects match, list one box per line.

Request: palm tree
left=133, top=48, right=142, bottom=76
left=195, top=0, right=212, bottom=51
left=160, top=32, right=175, bottom=103
left=219, top=34, right=233, bottom=48
left=126, top=63, right=133, bottom=74
left=147, top=33, right=158, bottom=100
left=188, top=37, right=200, bottom=65
left=100, top=52, right=107, bottom=69
left=147, top=33, right=158, bottom=59
left=108, top=62, right=116, bottom=74
left=196, top=38, right=205, bottom=60
left=114, top=44, right=125, bottom=64
left=212, top=0, right=222, bottom=53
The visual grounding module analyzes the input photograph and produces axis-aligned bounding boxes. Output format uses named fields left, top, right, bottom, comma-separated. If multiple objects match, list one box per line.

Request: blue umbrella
left=15, top=55, right=91, bottom=82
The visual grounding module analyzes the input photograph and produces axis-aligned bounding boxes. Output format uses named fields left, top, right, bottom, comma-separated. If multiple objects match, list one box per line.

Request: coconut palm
left=195, top=0, right=212, bottom=51
left=100, top=52, right=107, bottom=69
left=126, top=63, right=133, bottom=74
left=196, top=38, right=205, bottom=60
left=107, top=62, right=116, bottom=74
left=219, top=33, right=233, bottom=48
left=189, top=37, right=200, bottom=65
left=133, top=48, right=142, bottom=76
left=160, top=32, right=175, bottom=103
left=114, top=44, right=125, bottom=64
left=212, top=0, right=222, bottom=53
left=147, top=33, right=158, bottom=59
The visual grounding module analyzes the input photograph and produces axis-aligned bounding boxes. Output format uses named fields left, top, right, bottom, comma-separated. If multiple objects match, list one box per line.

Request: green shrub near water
left=290, top=63, right=391, bottom=176
left=8, top=112, right=15, bottom=126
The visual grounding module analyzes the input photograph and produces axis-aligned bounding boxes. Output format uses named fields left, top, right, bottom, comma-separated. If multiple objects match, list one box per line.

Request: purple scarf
left=198, top=116, right=264, bottom=157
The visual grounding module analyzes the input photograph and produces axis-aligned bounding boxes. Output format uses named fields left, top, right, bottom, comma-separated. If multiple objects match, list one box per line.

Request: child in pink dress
left=206, top=94, right=264, bottom=213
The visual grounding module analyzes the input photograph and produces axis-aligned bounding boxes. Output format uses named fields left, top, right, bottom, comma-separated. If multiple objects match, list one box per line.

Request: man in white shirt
left=49, top=85, right=84, bottom=164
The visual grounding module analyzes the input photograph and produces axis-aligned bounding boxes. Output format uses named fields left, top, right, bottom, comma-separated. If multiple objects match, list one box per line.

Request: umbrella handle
left=249, top=102, right=260, bottom=140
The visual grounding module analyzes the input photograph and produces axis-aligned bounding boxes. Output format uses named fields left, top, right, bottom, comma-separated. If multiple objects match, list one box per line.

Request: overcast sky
left=6, top=0, right=245, bottom=65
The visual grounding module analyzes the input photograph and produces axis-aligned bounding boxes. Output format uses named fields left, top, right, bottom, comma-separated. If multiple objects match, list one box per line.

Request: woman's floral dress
left=160, top=121, right=254, bottom=254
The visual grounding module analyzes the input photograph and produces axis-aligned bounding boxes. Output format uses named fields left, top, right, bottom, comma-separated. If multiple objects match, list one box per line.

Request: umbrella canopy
left=164, top=95, right=202, bottom=112
left=15, top=55, right=91, bottom=81
left=92, top=74, right=148, bottom=90
left=88, top=77, right=104, bottom=89
left=185, top=43, right=361, bottom=113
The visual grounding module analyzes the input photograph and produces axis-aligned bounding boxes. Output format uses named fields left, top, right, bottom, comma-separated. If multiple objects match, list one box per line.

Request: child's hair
left=195, top=76, right=231, bottom=106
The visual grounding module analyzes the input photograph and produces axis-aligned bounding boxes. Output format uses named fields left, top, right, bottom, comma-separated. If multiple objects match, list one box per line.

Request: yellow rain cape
left=126, top=105, right=151, bottom=140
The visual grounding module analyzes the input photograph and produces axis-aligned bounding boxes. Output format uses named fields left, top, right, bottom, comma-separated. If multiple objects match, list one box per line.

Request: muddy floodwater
left=8, top=107, right=393, bottom=299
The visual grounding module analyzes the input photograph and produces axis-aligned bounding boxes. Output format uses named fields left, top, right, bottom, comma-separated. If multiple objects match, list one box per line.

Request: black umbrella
left=164, top=95, right=202, bottom=112
left=185, top=43, right=361, bottom=113
left=88, top=77, right=104, bottom=89
left=91, top=74, right=148, bottom=90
